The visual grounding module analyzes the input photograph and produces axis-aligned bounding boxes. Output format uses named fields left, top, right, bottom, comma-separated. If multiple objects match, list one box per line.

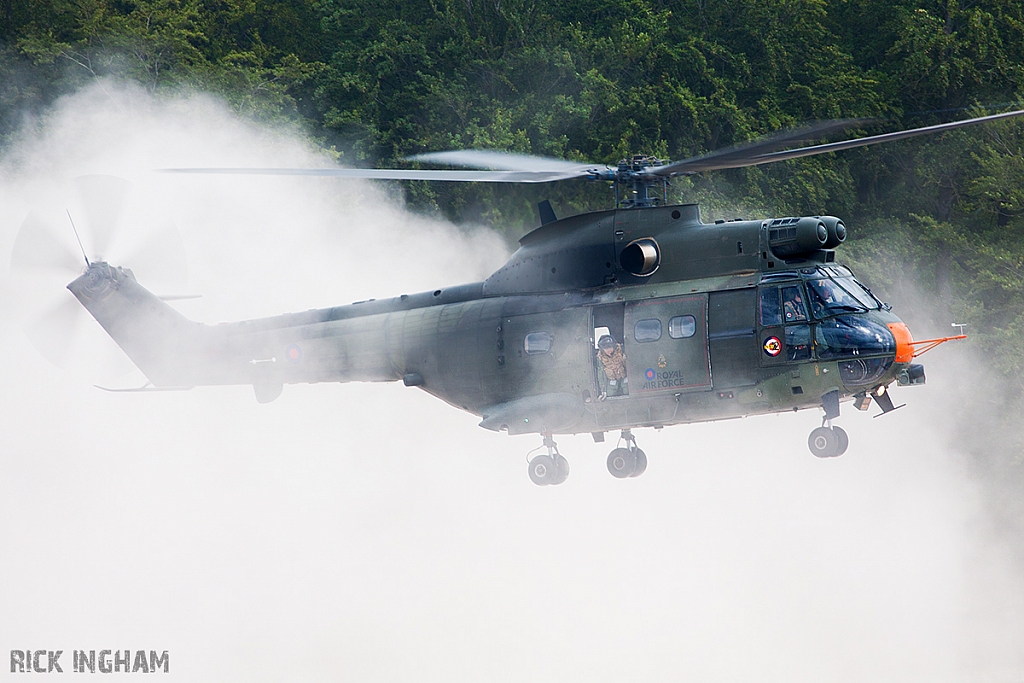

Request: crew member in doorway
left=597, top=334, right=628, bottom=398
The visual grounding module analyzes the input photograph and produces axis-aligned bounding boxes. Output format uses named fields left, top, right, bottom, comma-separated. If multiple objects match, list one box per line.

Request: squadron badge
left=763, top=336, right=782, bottom=357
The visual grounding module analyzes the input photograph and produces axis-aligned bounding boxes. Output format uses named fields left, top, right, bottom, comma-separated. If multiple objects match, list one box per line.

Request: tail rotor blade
left=10, top=212, right=86, bottom=275
left=75, top=174, right=131, bottom=257
left=12, top=176, right=153, bottom=385
left=119, top=222, right=188, bottom=293
left=24, top=294, right=86, bottom=369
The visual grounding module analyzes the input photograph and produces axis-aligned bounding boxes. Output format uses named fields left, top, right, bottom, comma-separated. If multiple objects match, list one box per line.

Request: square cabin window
left=634, top=318, right=662, bottom=342
left=524, top=332, right=553, bottom=355
left=668, top=315, right=696, bottom=339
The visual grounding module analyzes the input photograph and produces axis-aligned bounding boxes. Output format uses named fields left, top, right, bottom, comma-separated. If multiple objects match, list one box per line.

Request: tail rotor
left=9, top=175, right=188, bottom=383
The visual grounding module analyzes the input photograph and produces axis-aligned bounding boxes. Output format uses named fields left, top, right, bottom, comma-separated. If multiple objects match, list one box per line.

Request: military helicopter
left=16, top=109, right=1023, bottom=485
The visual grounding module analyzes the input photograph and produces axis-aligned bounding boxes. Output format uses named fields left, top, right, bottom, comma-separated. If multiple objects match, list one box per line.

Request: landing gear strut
left=808, top=389, right=849, bottom=458
left=607, top=429, right=647, bottom=478
left=807, top=420, right=849, bottom=458
left=528, top=434, right=570, bottom=486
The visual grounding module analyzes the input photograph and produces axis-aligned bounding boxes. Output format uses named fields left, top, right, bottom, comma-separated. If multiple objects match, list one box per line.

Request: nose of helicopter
left=886, top=321, right=915, bottom=363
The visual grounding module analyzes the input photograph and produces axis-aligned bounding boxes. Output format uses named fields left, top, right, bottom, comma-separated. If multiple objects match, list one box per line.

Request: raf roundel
left=763, top=336, right=782, bottom=357
left=644, top=368, right=656, bottom=381
left=286, top=344, right=302, bottom=363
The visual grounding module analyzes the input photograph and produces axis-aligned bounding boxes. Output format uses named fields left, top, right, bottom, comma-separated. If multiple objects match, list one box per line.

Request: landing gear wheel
left=629, top=448, right=647, bottom=477
left=529, top=455, right=557, bottom=486
left=607, top=448, right=637, bottom=478
left=833, top=426, right=849, bottom=455
left=808, top=426, right=840, bottom=458
left=552, top=454, right=570, bottom=485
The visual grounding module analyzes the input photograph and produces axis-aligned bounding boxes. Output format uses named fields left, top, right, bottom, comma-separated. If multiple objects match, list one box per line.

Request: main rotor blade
left=75, top=175, right=131, bottom=256
left=659, top=109, right=1024, bottom=175
left=161, top=167, right=588, bottom=183
left=406, top=150, right=601, bottom=172
left=653, top=119, right=867, bottom=175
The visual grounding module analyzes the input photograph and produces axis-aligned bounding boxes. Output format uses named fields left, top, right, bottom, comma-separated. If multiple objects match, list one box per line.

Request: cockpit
left=759, top=265, right=900, bottom=386
left=761, top=266, right=886, bottom=319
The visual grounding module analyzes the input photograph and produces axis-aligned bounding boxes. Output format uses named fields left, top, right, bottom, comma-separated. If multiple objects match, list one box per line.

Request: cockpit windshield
left=806, top=271, right=881, bottom=318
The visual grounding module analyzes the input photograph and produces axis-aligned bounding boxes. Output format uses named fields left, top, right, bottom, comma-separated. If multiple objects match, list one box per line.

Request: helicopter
left=17, top=108, right=1023, bottom=486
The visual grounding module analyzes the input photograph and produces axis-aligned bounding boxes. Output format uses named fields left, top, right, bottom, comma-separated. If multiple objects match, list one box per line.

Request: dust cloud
left=1, top=82, right=1021, bottom=683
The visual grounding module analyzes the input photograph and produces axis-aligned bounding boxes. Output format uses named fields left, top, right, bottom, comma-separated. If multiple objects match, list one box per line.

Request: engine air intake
left=818, top=216, right=847, bottom=249
left=768, top=217, right=828, bottom=257
left=619, top=237, right=660, bottom=276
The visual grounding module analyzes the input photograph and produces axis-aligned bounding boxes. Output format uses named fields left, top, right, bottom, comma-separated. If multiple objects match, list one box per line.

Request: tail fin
left=67, top=262, right=201, bottom=387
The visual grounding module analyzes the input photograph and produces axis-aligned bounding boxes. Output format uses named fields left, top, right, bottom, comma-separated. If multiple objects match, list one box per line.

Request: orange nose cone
left=887, top=322, right=914, bottom=363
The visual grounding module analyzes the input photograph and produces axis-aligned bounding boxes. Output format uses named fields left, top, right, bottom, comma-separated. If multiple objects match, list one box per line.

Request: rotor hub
left=597, top=155, right=670, bottom=209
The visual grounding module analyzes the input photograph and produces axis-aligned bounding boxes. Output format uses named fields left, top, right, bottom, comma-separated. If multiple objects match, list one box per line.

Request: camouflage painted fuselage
left=69, top=204, right=914, bottom=436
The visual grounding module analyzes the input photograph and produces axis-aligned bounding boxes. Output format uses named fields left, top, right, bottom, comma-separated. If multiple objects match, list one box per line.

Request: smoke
left=1, top=82, right=1021, bottom=682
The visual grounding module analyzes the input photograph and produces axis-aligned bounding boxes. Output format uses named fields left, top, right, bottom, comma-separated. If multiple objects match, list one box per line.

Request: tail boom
left=67, top=263, right=395, bottom=391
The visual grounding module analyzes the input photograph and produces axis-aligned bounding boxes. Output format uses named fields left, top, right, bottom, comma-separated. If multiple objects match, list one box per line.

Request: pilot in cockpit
left=783, top=287, right=807, bottom=322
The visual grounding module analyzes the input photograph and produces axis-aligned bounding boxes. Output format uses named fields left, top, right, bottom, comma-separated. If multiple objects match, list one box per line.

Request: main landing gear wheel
left=833, top=426, right=849, bottom=455
left=632, top=448, right=648, bottom=476
left=808, top=426, right=848, bottom=458
left=606, top=430, right=647, bottom=478
left=553, top=454, right=569, bottom=483
left=529, top=455, right=557, bottom=485
left=527, top=435, right=569, bottom=486
left=607, top=448, right=636, bottom=478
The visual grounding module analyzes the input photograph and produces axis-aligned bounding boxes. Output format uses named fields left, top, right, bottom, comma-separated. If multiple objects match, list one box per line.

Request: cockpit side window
left=785, top=325, right=812, bottom=361
left=781, top=285, right=808, bottom=322
left=759, top=287, right=782, bottom=326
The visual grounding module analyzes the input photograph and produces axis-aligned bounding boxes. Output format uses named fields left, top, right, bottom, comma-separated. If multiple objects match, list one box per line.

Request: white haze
left=0, top=82, right=1021, bottom=682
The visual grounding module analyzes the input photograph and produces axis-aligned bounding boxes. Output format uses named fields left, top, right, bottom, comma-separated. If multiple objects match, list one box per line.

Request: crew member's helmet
left=598, top=335, right=616, bottom=350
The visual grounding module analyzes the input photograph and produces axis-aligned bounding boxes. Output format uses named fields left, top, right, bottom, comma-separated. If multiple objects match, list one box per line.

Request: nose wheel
left=808, top=422, right=849, bottom=458
left=527, top=435, right=569, bottom=486
left=607, top=429, right=647, bottom=478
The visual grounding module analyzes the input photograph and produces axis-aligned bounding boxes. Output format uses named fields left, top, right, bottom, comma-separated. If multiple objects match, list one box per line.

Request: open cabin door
left=623, top=295, right=712, bottom=395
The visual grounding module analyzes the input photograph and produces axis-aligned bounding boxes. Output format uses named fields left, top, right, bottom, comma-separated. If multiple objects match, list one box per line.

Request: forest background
left=1, top=0, right=1022, bottom=527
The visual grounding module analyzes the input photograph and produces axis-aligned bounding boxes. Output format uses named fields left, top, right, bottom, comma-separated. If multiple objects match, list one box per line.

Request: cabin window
left=668, top=315, right=696, bottom=339
left=524, top=332, right=553, bottom=355
left=760, top=287, right=782, bottom=326
left=633, top=318, right=662, bottom=342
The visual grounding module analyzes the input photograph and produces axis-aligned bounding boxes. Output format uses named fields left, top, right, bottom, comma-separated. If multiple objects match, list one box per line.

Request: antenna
left=66, top=210, right=90, bottom=267
left=951, top=322, right=968, bottom=336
